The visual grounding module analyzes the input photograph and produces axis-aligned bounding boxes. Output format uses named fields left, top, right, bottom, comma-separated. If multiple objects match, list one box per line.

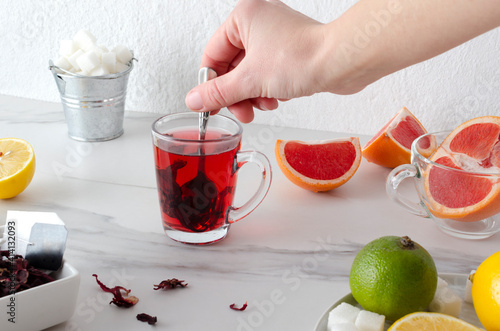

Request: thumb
left=185, top=70, right=249, bottom=112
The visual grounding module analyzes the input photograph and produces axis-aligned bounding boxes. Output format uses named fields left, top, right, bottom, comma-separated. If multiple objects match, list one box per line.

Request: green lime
left=349, top=235, right=437, bottom=321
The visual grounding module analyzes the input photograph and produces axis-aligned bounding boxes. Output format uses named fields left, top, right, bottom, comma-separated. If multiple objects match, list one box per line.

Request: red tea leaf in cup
left=229, top=302, right=248, bottom=311
left=92, top=274, right=139, bottom=307
left=153, top=278, right=188, bottom=290
left=137, top=313, right=157, bottom=325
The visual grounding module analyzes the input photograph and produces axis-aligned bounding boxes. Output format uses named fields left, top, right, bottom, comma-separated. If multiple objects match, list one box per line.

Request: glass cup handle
left=227, top=150, right=272, bottom=223
left=386, top=164, right=429, bottom=218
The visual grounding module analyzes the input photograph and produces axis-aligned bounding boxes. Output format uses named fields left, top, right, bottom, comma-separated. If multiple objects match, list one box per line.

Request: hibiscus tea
left=154, top=128, right=240, bottom=233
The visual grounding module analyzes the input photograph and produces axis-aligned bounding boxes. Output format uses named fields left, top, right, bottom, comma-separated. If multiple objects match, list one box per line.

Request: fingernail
left=186, top=91, right=204, bottom=111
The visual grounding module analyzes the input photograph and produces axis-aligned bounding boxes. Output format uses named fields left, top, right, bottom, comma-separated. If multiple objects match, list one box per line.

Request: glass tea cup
left=151, top=112, right=272, bottom=244
left=386, top=131, right=500, bottom=240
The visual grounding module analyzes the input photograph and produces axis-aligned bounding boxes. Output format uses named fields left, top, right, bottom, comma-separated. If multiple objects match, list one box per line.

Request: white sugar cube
left=464, top=270, right=475, bottom=303
left=98, top=44, right=109, bottom=53
left=87, top=44, right=104, bottom=58
left=355, top=310, right=385, bottom=331
left=329, top=322, right=358, bottom=331
left=75, top=50, right=100, bottom=73
left=59, top=40, right=77, bottom=57
left=114, top=61, right=129, bottom=74
left=89, top=64, right=110, bottom=76
left=101, top=52, right=116, bottom=73
left=67, top=49, right=84, bottom=71
left=113, top=44, right=133, bottom=63
left=328, top=303, right=361, bottom=326
left=429, top=286, right=462, bottom=317
left=73, top=29, right=96, bottom=51
left=54, top=56, right=72, bottom=71
left=437, top=277, right=448, bottom=289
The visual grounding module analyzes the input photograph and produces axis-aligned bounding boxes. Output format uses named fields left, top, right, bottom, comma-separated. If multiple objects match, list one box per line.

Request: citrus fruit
left=362, top=107, right=432, bottom=168
left=388, top=312, right=482, bottom=331
left=349, top=235, right=437, bottom=322
left=471, top=250, right=500, bottom=331
left=274, top=137, right=361, bottom=192
left=0, top=138, right=36, bottom=199
left=424, top=116, right=500, bottom=222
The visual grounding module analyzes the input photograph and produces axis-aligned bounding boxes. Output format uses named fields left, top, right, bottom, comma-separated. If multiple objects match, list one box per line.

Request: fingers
left=227, top=100, right=255, bottom=123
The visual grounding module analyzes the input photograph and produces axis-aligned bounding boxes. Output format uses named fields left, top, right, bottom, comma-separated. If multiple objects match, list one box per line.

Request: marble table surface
left=0, top=95, right=497, bottom=331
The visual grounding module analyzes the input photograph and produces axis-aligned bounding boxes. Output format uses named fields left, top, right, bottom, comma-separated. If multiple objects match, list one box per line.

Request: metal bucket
left=49, top=59, right=134, bottom=141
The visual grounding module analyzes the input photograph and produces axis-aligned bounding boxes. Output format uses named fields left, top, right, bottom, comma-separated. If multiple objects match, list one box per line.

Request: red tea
left=154, top=128, right=240, bottom=233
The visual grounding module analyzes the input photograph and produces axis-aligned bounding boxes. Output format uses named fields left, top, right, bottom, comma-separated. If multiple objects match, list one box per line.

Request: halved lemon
left=388, top=312, right=481, bottom=331
left=0, top=138, right=36, bottom=199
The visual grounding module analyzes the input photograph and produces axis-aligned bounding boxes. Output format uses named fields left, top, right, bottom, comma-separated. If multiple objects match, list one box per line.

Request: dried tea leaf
left=153, top=278, right=188, bottom=290
left=92, top=274, right=139, bottom=308
left=230, top=302, right=248, bottom=311
left=137, top=313, right=157, bottom=325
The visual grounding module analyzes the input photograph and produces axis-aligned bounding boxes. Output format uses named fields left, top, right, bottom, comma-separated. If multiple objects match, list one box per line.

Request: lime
left=0, top=138, right=36, bottom=199
left=349, top=235, right=437, bottom=321
left=471, top=250, right=500, bottom=331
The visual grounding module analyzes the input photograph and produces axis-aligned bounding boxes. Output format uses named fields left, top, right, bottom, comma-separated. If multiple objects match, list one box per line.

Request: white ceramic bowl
left=0, top=262, right=80, bottom=331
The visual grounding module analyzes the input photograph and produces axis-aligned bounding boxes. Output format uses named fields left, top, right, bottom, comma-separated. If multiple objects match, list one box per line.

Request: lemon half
left=0, top=138, right=36, bottom=199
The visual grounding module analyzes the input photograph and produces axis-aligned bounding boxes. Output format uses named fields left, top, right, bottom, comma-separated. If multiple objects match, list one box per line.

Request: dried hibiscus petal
left=0, top=250, right=55, bottom=298
left=153, top=278, right=188, bottom=290
left=92, top=274, right=139, bottom=308
left=230, top=302, right=248, bottom=311
left=137, top=313, right=157, bottom=325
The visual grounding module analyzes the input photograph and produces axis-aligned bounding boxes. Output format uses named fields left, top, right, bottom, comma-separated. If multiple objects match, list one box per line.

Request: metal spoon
left=197, top=67, right=217, bottom=141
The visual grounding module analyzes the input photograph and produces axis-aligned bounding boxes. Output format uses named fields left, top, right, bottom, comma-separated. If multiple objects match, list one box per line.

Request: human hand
left=185, top=0, right=328, bottom=123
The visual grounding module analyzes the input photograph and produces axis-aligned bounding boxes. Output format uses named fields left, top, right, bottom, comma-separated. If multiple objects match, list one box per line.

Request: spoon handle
left=198, top=67, right=217, bottom=140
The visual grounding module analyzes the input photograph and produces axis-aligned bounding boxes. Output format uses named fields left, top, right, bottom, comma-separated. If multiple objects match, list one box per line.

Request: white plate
left=0, top=262, right=80, bottom=331
left=315, top=273, right=483, bottom=331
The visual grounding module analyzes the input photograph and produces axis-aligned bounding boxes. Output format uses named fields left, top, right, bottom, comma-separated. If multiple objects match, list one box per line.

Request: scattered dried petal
left=137, top=313, right=157, bottom=325
left=92, top=274, right=139, bottom=307
left=153, top=278, right=188, bottom=290
left=230, top=302, right=248, bottom=311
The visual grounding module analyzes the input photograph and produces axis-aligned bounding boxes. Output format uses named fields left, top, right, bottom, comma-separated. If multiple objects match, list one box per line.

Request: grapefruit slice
left=275, top=137, right=361, bottom=192
left=362, top=107, right=432, bottom=168
left=424, top=116, right=500, bottom=222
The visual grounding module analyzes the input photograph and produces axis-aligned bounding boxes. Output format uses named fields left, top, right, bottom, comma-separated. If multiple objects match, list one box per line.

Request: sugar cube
left=329, top=322, right=358, bottom=331
left=59, top=40, right=77, bottom=57
left=101, top=52, right=116, bottom=73
left=429, top=286, right=462, bottom=317
left=354, top=310, right=385, bottom=331
left=75, top=50, right=100, bottom=73
left=114, top=61, right=129, bottom=74
left=437, top=276, right=448, bottom=289
left=67, top=49, right=84, bottom=71
left=98, top=44, right=109, bottom=53
left=54, top=56, right=72, bottom=71
left=89, top=64, right=110, bottom=77
left=328, top=303, right=361, bottom=326
left=464, top=270, right=475, bottom=303
left=73, top=29, right=97, bottom=51
left=113, top=44, right=133, bottom=64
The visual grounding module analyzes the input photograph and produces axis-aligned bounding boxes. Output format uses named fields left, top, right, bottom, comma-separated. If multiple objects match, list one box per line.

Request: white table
left=0, top=95, right=496, bottom=331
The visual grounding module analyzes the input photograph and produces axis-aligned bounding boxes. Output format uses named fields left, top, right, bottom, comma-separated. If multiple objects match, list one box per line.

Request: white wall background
left=1, top=0, right=499, bottom=135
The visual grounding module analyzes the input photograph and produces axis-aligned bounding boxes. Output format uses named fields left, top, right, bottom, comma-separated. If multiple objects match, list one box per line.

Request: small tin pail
left=49, top=59, right=134, bottom=141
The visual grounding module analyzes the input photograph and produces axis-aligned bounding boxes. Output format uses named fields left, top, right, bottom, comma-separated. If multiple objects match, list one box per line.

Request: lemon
left=388, top=312, right=481, bottom=331
left=471, top=250, right=500, bottom=331
left=0, top=138, right=36, bottom=199
left=349, top=235, right=437, bottom=322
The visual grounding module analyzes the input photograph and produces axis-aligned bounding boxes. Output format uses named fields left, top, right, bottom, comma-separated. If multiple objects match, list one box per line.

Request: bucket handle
left=48, top=60, right=66, bottom=94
